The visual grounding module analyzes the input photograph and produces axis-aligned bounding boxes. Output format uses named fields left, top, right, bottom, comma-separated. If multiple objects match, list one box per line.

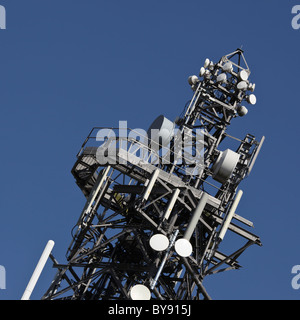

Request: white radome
left=248, top=94, right=257, bottom=105
left=130, top=284, right=151, bottom=300
left=174, top=238, right=193, bottom=257
left=149, top=234, right=169, bottom=251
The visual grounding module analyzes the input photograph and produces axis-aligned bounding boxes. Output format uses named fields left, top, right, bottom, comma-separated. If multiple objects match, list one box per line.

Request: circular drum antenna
left=147, top=115, right=175, bottom=147
left=212, top=149, right=240, bottom=184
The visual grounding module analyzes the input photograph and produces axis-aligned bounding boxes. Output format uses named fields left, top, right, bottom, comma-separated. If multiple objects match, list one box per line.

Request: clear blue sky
left=0, top=0, right=299, bottom=300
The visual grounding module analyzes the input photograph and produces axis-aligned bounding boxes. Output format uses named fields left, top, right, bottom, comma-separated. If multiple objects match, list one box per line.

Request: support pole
left=184, top=192, right=208, bottom=241
left=174, top=192, right=208, bottom=257
left=163, top=188, right=180, bottom=221
left=77, top=165, right=111, bottom=226
left=21, top=240, right=55, bottom=300
left=142, top=169, right=160, bottom=201
left=248, top=136, right=265, bottom=175
left=219, top=190, right=243, bottom=240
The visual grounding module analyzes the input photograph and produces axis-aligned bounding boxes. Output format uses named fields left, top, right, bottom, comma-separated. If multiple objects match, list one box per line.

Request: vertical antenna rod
left=21, top=240, right=55, bottom=300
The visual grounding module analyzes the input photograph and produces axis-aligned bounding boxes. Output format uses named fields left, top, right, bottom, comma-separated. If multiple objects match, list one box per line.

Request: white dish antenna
left=238, top=69, right=249, bottom=81
left=222, top=61, right=233, bottom=73
left=204, top=58, right=210, bottom=68
left=174, top=238, right=193, bottom=257
left=129, top=284, right=151, bottom=300
left=237, top=81, right=248, bottom=91
left=216, top=73, right=227, bottom=83
left=149, top=234, right=169, bottom=251
left=188, top=75, right=199, bottom=85
left=199, top=67, right=205, bottom=77
left=247, top=94, right=257, bottom=105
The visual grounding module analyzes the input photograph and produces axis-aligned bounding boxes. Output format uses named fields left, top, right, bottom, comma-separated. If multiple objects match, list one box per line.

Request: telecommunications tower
left=42, top=49, right=264, bottom=300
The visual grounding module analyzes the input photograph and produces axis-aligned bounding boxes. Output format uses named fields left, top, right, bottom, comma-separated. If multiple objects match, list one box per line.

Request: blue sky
left=0, top=0, right=299, bottom=300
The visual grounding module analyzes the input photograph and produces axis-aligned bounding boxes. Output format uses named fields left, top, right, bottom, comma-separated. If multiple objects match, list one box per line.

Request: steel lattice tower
left=43, top=49, right=264, bottom=300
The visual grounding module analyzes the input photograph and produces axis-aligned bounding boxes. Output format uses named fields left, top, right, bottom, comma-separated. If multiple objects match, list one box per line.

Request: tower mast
left=43, top=49, right=264, bottom=300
